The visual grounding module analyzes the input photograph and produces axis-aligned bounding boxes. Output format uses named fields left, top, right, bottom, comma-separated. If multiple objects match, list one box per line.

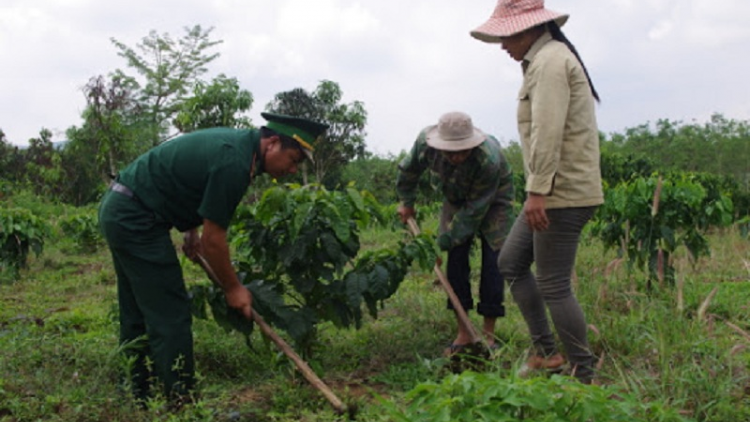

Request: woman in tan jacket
left=471, top=0, right=603, bottom=384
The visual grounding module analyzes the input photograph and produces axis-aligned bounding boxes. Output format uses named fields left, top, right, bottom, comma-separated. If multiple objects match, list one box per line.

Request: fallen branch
left=676, top=272, right=684, bottom=312
left=697, top=287, right=718, bottom=322
left=725, top=321, right=750, bottom=344
left=596, top=351, right=606, bottom=371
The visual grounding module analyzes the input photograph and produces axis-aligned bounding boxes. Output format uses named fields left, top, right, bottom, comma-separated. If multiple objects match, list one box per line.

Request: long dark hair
left=546, top=21, right=600, bottom=102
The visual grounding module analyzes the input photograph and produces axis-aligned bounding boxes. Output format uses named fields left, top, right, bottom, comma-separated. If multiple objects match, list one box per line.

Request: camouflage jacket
left=396, top=128, right=514, bottom=250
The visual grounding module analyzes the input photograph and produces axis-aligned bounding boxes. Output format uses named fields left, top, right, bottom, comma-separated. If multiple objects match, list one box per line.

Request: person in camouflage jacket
left=396, top=111, right=514, bottom=354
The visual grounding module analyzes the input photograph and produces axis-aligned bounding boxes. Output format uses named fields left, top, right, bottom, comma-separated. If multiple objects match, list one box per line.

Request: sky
left=1, top=0, right=749, bottom=156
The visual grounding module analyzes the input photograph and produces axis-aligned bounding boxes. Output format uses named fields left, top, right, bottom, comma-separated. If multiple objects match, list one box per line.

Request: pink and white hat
left=470, top=0, right=568, bottom=42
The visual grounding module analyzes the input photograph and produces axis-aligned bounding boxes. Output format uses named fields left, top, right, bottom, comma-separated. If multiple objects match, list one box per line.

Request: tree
left=80, top=74, right=149, bottom=180
left=600, top=115, right=750, bottom=182
left=52, top=74, right=150, bottom=205
left=599, top=151, right=655, bottom=187
left=173, top=74, right=253, bottom=132
left=23, top=129, right=63, bottom=198
left=703, top=114, right=750, bottom=187
left=0, top=130, right=25, bottom=184
left=55, top=139, right=106, bottom=205
left=341, top=154, right=400, bottom=204
left=266, top=80, right=368, bottom=186
left=502, top=141, right=524, bottom=177
left=111, top=25, right=222, bottom=145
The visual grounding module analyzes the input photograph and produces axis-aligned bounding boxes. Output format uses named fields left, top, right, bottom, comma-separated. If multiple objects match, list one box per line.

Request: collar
left=523, top=31, right=554, bottom=64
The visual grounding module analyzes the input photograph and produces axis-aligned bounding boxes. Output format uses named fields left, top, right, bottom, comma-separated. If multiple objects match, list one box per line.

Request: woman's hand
left=524, top=193, right=549, bottom=231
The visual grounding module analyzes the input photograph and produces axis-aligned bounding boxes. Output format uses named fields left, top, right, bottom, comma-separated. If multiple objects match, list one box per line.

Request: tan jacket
left=517, top=32, right=604, bottom=209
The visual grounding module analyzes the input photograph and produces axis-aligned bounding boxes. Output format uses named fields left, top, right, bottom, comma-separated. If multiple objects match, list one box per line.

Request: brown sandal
left=443, top=343, right=469, bottom=357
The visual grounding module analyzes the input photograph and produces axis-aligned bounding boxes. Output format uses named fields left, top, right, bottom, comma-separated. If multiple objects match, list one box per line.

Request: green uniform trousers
left=99, top=189, right=195, bottom=401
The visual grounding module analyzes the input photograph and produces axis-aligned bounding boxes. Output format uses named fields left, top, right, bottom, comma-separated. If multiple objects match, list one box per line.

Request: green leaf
left=346, top=187, right=365, bottom=210
left=344, top=272, right=368, bottom=309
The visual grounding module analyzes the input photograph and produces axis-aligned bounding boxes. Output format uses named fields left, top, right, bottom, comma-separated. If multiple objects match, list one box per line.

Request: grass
left=1, top=201, right=749, bottom=421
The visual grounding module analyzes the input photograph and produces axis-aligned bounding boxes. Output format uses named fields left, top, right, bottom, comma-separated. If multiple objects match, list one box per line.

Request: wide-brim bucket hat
left=426, top=111, right=486, bottom=151
left=470, top=0, right=568, bottom=43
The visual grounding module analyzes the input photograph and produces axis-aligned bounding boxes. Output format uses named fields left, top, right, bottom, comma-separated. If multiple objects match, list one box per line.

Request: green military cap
left=261, top=112, right=329, bottom=163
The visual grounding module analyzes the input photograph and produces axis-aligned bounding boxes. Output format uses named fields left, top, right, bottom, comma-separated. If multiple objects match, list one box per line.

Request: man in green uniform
left=99, top=113, right=328, bottom=406
left=396, top=111, right=513, bottom=355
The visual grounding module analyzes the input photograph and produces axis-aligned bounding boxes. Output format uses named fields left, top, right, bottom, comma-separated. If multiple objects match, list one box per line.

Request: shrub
left=0, top=207, right=48, bottom=281
left=591, top=173, right=733, bottom=287
left=59, top=208, right=102, bottom=253
left=190, top=184, right=437, bottom=355
left=380, top=372, right=693, bottom=422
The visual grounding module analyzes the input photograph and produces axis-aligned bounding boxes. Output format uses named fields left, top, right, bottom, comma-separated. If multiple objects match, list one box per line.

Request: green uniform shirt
left=117, top=127, right=262, bottom=231
left=396, top=129, right=514, bottom=250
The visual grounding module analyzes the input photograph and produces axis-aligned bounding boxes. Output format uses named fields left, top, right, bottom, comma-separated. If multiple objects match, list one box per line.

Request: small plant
left=190, top=184, right=437, bottom=355
left=0, top=207, right=48, bottom=281
left=59, top=208, right=103, bottom=253
left=379, top=372, right=694, bottom=422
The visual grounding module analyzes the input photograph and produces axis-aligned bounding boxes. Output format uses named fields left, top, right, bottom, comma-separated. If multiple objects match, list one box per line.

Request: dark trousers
left=446, top=235, right=505, bottom=318
left=99, top=190, right=195, bottom=401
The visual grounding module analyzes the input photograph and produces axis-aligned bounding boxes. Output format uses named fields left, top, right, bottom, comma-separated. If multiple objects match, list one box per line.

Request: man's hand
left=201, top=219, right=253, bottom=320
left=182, top=229, right=201, bottom=262
left=397, top=204, right=416, bottom=224
left=524, top=193, right=549, bottom=231
left=225, top=283, right=253, bottom=319
left=437, top=233, right=453, bottom=251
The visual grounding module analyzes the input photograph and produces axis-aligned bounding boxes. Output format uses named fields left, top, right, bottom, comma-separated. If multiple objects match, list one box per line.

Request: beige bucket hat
left=426, top=111, right=486, bottom=151
left=470, top=0, right=568, bottom=43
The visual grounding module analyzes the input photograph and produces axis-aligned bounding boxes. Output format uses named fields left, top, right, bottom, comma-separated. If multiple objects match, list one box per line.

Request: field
left=1, top=197, right=749, bottom=421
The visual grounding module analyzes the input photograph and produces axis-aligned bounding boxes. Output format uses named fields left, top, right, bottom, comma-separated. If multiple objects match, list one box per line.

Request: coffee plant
left=59, top=207, right=102, bottom=253
left=0, top=207, right=48, bottom=281
left=190, top=184, right=437, bottom=355
left=591, top=173, right=733, bottom=287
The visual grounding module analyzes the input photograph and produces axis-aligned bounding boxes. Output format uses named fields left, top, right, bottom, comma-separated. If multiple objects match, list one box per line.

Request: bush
left=380, top=372, right=693, bottom=422
left=190, top=183, right=437, bottom=355
left=58, top=208, right=102, bottom=253
left=0, top=207, right=48, bottom=281
left=591, top=173, right=733, bottom=286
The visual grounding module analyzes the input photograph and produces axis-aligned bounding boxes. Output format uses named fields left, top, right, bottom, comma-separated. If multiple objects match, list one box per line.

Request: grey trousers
left=497, top=206, right=597, bottom=382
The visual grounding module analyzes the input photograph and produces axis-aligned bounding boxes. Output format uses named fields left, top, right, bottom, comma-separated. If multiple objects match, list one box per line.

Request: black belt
left=110, top=182, right=135, bottom=198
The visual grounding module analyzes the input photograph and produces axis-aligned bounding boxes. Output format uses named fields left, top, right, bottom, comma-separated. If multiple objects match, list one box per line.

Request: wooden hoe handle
left=195, top=254, right=348, bottom=415
left=406, top=218, right=482, bottom=344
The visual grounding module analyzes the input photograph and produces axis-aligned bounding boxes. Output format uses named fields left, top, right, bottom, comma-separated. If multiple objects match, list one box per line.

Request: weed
left=1, top=195, right=749, bottom=420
